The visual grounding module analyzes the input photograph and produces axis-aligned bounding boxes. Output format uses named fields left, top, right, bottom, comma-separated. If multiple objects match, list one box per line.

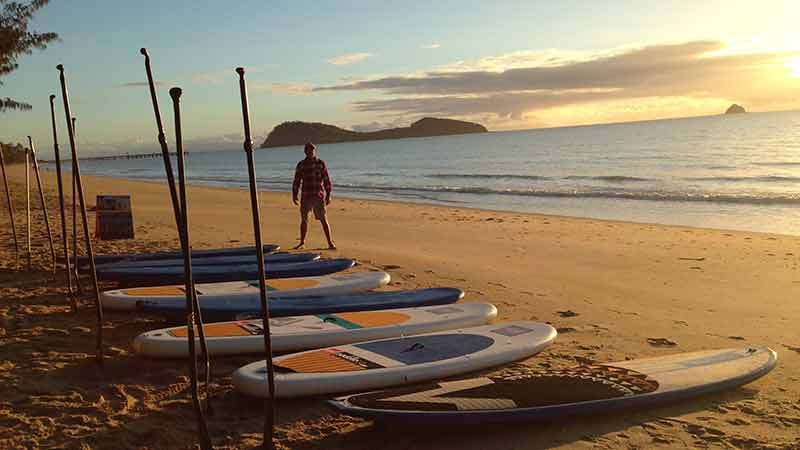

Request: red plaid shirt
left=293, top=157, right=332, bottom=199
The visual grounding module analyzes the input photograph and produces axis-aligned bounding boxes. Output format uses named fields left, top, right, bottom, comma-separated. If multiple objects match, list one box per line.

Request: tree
left=1, top=0, right=58, bottom=112
left=0, top=141, right=28, bottom=163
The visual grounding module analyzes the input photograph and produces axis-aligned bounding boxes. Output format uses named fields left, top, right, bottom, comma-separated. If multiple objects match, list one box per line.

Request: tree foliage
left=0, top=0, right=58, bottom=112
left=0, top=141, right=28, bottom=163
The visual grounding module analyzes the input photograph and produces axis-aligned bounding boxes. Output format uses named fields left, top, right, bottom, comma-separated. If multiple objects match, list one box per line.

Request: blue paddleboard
left=72, top=244, right=280, bottom=266
left=137, top=287, right=465, bottom=322
left=89, top=251, right=319, bottom=271
left=97, top=258, right=355, bottom=285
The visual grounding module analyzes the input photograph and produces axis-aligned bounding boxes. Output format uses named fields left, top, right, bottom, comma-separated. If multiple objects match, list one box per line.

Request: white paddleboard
left=233, top=321, right=557, bottom=398
left=330, top=347, right=777, bottom=425
left=100, top=271, right=390, bottom=311
left=132, top=303, right=498, bottom=357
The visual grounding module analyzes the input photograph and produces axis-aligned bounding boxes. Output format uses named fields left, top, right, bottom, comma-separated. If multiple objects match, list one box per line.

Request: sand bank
left=1, top=165, right=799, bottom=449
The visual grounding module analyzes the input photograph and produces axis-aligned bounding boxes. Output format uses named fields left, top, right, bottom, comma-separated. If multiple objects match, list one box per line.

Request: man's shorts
left=300, top=196, right=326, bottom=221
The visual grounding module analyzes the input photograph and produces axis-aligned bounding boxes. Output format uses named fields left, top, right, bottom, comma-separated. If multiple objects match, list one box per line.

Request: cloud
left=349, top=118, right=410, bottom=132
left=251, top=81, right=314, bottom=95
left=421, top=43, right=441, bottom=49
left=191, top=70, right=229, bottom=85
left=327, top=52, right=373, bottom=65
left=192, top=67, right=263, bottom=85
left=313, top=40, right=800, bottom=126
left=119, top=80, right=170, bottom=87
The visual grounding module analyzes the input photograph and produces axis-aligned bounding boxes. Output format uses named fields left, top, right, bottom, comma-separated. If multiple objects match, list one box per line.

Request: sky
left=2, top=0, right=800, bottom=158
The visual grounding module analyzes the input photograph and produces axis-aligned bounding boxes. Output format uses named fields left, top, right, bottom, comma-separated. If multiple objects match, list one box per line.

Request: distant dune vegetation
left=260, top=117, right=488, bottom=148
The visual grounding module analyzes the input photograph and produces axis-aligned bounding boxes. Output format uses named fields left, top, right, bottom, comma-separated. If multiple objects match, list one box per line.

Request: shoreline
left=1, top=165, right=799, bottom=449
left=42, top=168, right=800, bottom=239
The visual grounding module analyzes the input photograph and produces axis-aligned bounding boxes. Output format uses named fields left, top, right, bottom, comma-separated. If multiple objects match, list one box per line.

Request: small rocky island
left=725, top=104, right=746, bottom=114
left=260, top=117, right=488, bottom=148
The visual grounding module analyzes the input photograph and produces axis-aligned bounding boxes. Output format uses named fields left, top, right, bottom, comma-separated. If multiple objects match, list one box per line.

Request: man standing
left=292, top=142, right=336, bottom=249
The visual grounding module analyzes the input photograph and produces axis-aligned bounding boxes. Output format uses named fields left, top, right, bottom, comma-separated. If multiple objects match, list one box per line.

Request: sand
left=1, top=163, right=799, bottom=449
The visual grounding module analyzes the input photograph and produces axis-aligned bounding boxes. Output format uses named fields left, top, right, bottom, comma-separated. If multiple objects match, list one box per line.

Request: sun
left=785, top=56, right=800, bottom=77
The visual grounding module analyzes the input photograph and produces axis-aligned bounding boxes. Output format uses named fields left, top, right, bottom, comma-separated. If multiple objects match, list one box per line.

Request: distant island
left=260, top=117, right=488, bottom=148
left=725, top=104, right=746, bottom=114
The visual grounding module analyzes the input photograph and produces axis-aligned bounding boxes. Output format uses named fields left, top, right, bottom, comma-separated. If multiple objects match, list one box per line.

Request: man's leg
left=315, top=198, right=335, bottom=249
left=294, top=202, right=310, bottom=249
left=320, top=217, right=335, bottom=249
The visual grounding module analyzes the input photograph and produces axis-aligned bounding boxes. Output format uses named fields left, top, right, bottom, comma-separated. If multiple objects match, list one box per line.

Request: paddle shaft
left=49, top=95, right=77, bottom=305
left=168, top=86, right=213, bottom=414
left=70, top=117, right=83, bottom=293
left=237, top=66, right=276, bottom=450
left=28, top=137, right=57, bottom=272
left=0, top=147, right=19, bottom=263
left=169, top=87, right=213, bottom=450
left=25, top=148, right=31, bottom=269
left=140, top=50, right=212, bottom=420
left=140, top=48, right=183, bottom=230
left=57, top=64, right=104, bottom=366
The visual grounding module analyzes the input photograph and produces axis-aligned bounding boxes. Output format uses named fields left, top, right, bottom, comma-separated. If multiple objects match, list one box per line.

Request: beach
left=1, top=165, right=799, bottom=449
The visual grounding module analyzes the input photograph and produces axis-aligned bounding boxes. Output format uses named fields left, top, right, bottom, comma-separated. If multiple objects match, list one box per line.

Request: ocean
left=69, top=110, right=800, bottom=236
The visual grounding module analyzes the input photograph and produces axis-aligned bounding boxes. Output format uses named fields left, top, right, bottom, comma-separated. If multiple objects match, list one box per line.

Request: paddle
left=48, top=94, right=78, bottom=310
left=70, top=117, right=83, bottom=294
left=170, top=87, right=213, bottom=450
left=0, top=146, right=19, bottom=265
left=139, top=51, right=213, bottom=426
left=236, top=66, right=277, bottom=450
left=28, top=136, right=57, bottom=273
left=56, top=64, right=104, bottom=365
left=25, top=144, right=30, bottom=269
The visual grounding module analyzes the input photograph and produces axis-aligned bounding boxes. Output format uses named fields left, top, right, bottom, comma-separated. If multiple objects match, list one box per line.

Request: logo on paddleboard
left=326, top=348, right=384, bottom=370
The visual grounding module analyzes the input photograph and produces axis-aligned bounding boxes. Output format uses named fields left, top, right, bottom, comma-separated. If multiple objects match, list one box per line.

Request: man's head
left=304, top=142, right=316, bottom=158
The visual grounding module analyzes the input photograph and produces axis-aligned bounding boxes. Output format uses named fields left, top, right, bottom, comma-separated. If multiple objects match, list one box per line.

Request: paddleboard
left=137, top=287, right=465, bottom=322
left=233, top=321, right=557, bottom=398
left=330, top=347, right=777, bottom=425
left=88, top=252, right=319, bottom=272
left=133, top=303, right=498, bottom=357
left=96, top=258, right=356, bottom=285
left=101, top=271, right=390, bottom=311
left=71, top=244, right=280, bottom=266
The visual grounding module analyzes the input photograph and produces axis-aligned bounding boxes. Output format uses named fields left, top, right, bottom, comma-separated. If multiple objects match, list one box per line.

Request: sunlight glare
left=785, top=56, right=800, bottom=77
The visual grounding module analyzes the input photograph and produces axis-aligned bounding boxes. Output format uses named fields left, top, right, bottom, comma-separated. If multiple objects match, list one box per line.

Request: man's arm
left=292, top=162, right=302, bottom=205
left=322, top=161, right=332, bottom=204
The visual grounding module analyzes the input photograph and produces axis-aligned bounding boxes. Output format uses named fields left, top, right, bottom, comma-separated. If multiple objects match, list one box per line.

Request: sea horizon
left=50, top=109, right=800, bottom=237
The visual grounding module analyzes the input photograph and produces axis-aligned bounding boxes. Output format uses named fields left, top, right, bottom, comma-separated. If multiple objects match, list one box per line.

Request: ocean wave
left=428, top=173, right=551, bottom=181
left=684, top=175, right=800, bottom=183
left=428, top=173, right=650, bottom=183
left=334, top=182, right=800, bottom=205
left=563, top=175, right=650, bottom=182
left=362, top=172, right=394, bottom=177
left=752, top=161, right=800, bottom=168
left=189, top=175, right=292, bottom=184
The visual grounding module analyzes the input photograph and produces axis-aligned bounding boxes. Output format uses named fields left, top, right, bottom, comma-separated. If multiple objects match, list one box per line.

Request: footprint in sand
left=783, top=344, right=800, bottom=354
left=647, top=337, right=678, bottom=347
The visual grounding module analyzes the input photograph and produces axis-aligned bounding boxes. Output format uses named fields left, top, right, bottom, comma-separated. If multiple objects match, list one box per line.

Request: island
left=260, top=117, right=488, bottom=148
left=725, top=104, right=746, bottom=114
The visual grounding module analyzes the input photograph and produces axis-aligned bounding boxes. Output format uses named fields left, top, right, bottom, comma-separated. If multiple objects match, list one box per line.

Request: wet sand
left=1, top=165, right=799, bottom=449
